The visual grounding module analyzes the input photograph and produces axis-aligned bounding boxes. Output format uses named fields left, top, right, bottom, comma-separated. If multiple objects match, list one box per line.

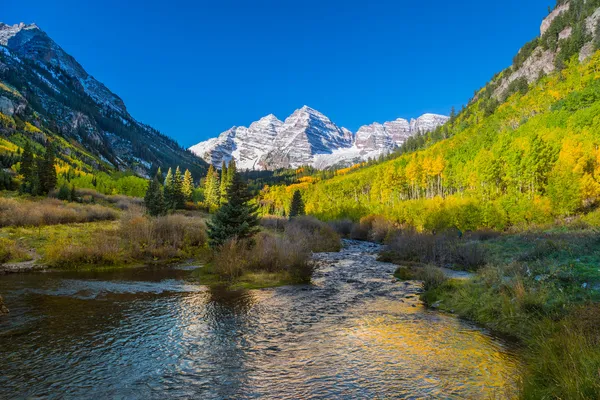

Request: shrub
left=451, top=242, right=488, bottom=271
left=328, top=219, right=354, bottom=237
left=382, top=230, right=456, bottom=266
left=260, top=216, right=288, bottom=231
left=349, top=214, right=395, bottom=242
left=211, top=238, right=249, bottom=281
left=0, top=198, right=118, bottom=227
left=45, top=232, right=121, bottom=268
left=415, top=265, right=448, bottom=291
left=119, top=212, right=207, bottom=261
left=518, top=239, right=560, bottom=262
left=284, top=216, right=341, bottom=253
left=0, top=238, right=30, bottom=264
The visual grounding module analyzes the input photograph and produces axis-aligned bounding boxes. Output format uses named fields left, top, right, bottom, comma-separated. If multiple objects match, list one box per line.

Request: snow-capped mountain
left=0, top=22, right=206, bottom=177
left=190, top=107, right=448, bottom=170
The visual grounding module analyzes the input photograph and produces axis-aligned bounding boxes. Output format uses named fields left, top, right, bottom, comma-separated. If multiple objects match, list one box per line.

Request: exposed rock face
left=0, top=22, right=207, bottom=177
left=190, top=107, right=448, bottom=170
left=494, top=47, right=556, bottom=99
left=541, top=2, right=570, bottom=36
left=259, top=106, right=353, bottom=169
left=493, top=2, right=600, bottom=100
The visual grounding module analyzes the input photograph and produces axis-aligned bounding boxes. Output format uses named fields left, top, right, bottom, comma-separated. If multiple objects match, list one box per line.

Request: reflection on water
left=0, top=241, right=520, bottom=399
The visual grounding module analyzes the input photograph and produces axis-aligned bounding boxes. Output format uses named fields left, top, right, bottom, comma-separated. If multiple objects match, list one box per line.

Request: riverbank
left=384, top=227, right=600, bottom=399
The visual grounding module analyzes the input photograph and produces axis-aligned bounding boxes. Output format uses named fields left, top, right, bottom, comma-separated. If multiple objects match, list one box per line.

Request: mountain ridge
left=0, top=22, right=207, bottom=178
left=189, top=106, right=448, bottom=170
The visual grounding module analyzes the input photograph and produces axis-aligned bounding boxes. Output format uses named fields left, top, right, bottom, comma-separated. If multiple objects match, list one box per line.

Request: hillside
left=258, top=0, right=600, bottom=230
left=0, top=23, right=207, bottom=183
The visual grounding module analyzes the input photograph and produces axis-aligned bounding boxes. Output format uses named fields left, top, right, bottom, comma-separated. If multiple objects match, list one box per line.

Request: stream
left=0, top=240, right=520, bottom=399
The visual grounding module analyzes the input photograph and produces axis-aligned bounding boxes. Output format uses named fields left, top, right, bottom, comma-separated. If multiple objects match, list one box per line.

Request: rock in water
left=0, top=294, right=8, bottom=315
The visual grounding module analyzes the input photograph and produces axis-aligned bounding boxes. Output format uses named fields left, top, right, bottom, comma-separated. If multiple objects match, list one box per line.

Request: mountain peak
left=0, top=22, right=40, bottom=46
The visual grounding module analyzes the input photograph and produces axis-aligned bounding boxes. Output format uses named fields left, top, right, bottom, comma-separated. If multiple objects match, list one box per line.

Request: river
left=0, top=240, right=520, bottom=399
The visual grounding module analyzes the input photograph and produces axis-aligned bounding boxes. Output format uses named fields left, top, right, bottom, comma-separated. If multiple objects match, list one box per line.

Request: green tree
left=39, top=142, right=57, bottom=194
left=182, top=169, right=194, bottom=202
left=19, top=142, right=35, bottom=193
left=207, top=171, right=259, bottom=248
left=163, top=167, right=174, bottom=209
left=219, top=161, right=228, bottom=205
left=289, top=190, right=305, bottom=218
left=144, top=177, right=166, bottom=216
left=203, top=165, right=220, bottom=209
left=172, top=166, right=185, bottom=209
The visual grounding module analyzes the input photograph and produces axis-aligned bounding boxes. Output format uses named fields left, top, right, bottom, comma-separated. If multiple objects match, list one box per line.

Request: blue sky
left=4, top=0, right=551, bottom=147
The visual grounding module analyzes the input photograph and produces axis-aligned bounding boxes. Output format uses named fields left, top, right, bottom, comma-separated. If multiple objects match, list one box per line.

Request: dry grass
left=68, top=188, right=144, bottom=210
left=349, top=214, right=395, bottom=242
left=285, top=216, right=341, bottom=253
left=382, top=229, right=488, bottom=271
left=212, top=216, right=340, bottom=283
left=44, top=231, right=121, bottom=268
left=212, top=232, right=314, bottom=283
left=119, top=211, right=207, bottom=261
left=260, top=216, right=288, bottom=231
left=0, top=237, right=31, bottom=264
left=0, top=197, right=118, bottom=227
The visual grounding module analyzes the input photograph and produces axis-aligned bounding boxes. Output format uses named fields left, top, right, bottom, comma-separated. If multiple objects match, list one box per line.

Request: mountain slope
left=257, top=1, right=600, bottom=229
left=0, top=23, right=207, bottom=178
left=190, top=106, right=448, bottom=170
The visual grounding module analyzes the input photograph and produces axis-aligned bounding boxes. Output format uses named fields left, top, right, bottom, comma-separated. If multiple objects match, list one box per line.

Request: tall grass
left=0, top=197, right=118, bottom=227
left=213, top=216, right=341, bottom=282
left=43, top=211, right=208, bottom=268
left=0, top=237, right=30, bottom=264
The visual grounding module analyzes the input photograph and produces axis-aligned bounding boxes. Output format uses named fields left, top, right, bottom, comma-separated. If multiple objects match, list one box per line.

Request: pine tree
left=182, top=169, right=194, bottom=202
left=289, top=190, right=305, bottom=218
left=144, top=177, right=166, bottom=216
left=219, top=161, right=228, bottom=205
left=172, top=166, right=185, bottom=209
left=227, top=159, right=237, bottom=184
left=207, top=171, right=259, bottom=248
left=204, top=165, right=220, bottom=209
left=163, top=167, right=174, bottom=209
left=20, top=142, right=35, bottom=193
left=39, top=142, right=57, bottom=194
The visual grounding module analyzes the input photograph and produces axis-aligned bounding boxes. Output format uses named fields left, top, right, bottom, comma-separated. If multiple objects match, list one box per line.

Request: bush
left=451, top=242, right=488, bottom=271
left=349, top=214, right=395, bottom=242
left=119, top=212, right=207, bottom=261
left=0, top=198, right=118, bottom=227
left=285, top=216, right=341, bottom=253
left=45, top=232, right=121, bottom=268
left=328, top=219, right=354, bottom=237
left=0, top=238, right=29, bottom=264
left=212, top=233, right=314, bottom=283
left=382, top=230, right=456, bottom=266
left=260, top=216, right=288, bottom=231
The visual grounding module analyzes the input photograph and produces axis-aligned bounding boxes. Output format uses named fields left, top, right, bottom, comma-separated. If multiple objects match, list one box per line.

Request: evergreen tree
left=39, top=142, right=57, bottom=194
left=144, top=177, right=166, bottom=216
left=207, top=171, right=259, bottom=248
left=219, top=161, right=228, bottom=205
left=182, top=169, right=194, bottom=202
left=70, top=184, right=77, bottom=202
left=204, top=165, right=220, bottom=209
left=163, top=167, right=174, bottom=209
left=20, top=142, right=35, bottom=193
left=227, top=159, right=237, bottom=183
left=156, top=167, right=163, bottom=183
left=289, top=190, right=305, bottom=218
left=57, top=183, right=71, bottom=201
left=172, top=166, right=185, bottom=209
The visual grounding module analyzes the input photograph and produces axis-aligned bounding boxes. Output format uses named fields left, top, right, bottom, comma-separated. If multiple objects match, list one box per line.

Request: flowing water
left=0, top=240, right=520, bottom=399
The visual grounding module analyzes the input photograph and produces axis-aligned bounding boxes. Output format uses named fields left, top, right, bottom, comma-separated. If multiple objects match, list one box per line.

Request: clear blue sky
left=4, top=0, right=552, bottom=147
